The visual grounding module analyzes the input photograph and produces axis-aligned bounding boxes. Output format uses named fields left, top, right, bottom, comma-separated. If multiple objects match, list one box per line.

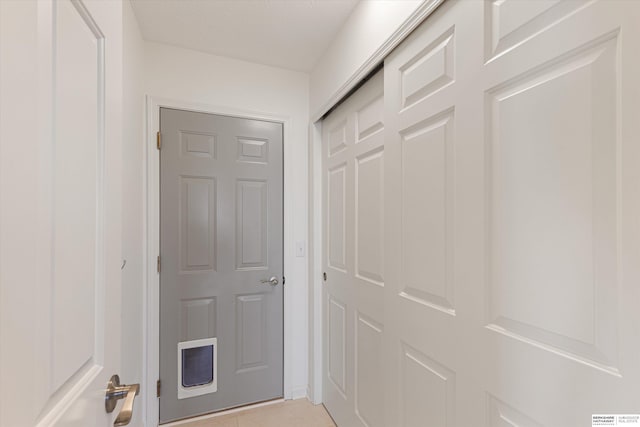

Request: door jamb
left=143, top=96, right=294, bottom=426
left=308, top=121, right=324, bottom=404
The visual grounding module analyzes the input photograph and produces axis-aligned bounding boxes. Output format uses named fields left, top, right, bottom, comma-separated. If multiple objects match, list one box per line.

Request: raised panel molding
left=355, top=313, right=383, bottom=427
left=399, top=108, right=455, bottom=315
left=236, top=294, right=268, bottom=373
left=484, top=0, right=592, bottom=62
left=356, top=148, right=384, bottom=287
left=328, top=295, right=347, bottom=397
left=236, top=180, right=268, bottom=270
left=237, top=137, right=268, bottom=164
left=486, top=34, right=619, bottom=374
left=328, top=164, right=347, bottom=272
left=401, top=343, right=456, bottom=427
left=181, top=298, right=217, bottom=341
left=356, top=96, right=384, bottom=142
left=400, top=26, right=454, bottom=109
left=486, top=394, right=543, bottom=427
left=180, top=176, right=216, bottom=272
left=52, top=0, right=104, bottom=391
left=180, top=131, right=216, bottom=159
left=329, top=120, right=348, bottom=156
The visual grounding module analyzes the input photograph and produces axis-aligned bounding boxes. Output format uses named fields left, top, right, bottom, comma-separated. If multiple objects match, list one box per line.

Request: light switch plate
left=295, top=241, right=305, bottom=257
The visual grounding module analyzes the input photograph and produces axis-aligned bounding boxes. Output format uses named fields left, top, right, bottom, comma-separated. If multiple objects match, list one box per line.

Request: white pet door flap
left=177, top=338, right=218, bottom=399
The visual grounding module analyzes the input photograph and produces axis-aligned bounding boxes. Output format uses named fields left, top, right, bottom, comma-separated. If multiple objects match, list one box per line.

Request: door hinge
left=156, top=131, right=162, bottom=150
left=323, top=272, right=327, bottom=281
left=157, top=255, right=161, bottom=273
left=157, top=379, right=161, bottom=397
left=282, top=276, right=285, bottom=285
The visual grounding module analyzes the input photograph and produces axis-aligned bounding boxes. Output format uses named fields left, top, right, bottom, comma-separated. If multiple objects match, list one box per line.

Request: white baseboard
left=290, top=386, right=309, bottom=400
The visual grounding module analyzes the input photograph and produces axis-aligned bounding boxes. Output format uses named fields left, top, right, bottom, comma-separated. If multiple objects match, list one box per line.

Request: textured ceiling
left=130, top=0, right=360, bottom=72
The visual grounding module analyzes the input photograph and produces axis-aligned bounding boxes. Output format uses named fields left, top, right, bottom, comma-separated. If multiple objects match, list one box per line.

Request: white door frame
left=306, top=0, right=445, bottom=406
left=143, top=96, right=294, bottom=426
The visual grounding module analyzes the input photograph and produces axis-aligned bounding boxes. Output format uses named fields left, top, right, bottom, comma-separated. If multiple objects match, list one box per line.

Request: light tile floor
left=177, top=399, right=336, bottom=427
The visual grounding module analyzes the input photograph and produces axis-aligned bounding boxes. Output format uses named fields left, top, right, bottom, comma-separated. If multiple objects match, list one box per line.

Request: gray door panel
left=159, top=108, right=283, bottom=423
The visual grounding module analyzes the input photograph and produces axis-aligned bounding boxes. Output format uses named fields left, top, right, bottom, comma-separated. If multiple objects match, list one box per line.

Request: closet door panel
left=323, top=71, right=385, bottom=427
left=384, top=0, right=640, bottom=425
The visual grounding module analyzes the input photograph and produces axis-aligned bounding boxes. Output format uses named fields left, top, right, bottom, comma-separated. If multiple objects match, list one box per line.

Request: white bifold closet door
left=324, top=0, right=640, bottom=425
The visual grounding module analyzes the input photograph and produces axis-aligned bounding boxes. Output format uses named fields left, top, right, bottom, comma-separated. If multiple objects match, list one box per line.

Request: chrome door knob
left=260, top=276, right=279, bottom=286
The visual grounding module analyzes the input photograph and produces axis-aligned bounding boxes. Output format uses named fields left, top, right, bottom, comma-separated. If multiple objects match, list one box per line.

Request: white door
left=0, top=1, right=127, bottom=426
left=322, top=70, right=385, bottom=427
left=384, top=0, right=640, bottom=425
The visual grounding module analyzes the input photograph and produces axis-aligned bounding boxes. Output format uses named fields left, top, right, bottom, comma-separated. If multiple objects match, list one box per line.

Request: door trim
left=144, top=96, right=294, bottom=426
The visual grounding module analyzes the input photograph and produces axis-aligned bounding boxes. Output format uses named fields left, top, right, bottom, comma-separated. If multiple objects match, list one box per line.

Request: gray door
left=159, top=108, right=283, bottom=423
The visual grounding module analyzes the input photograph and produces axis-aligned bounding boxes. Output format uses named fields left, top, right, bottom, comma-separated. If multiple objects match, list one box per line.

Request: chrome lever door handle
left=260, top=276, right=278, bottom=286
left=105, top=374, right=140, bottom=427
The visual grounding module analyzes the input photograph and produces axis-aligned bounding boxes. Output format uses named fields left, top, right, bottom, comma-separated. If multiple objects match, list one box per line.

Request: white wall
left=309, top=0, right=422, bottom=120
left=143, top=42, right=310, bottom=399
left=122, top=2, right=146, bottom=426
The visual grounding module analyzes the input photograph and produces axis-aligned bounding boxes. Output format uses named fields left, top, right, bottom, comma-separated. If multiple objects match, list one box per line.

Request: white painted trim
left=289, top=386, right=309, bottom=400
left=310, top=0, right=445, bottom=123
left=307, top=0, right=446, bottom=407
left=143, top=96, right=295, bottom=427
left=308, top=121, right=324, bottom=405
